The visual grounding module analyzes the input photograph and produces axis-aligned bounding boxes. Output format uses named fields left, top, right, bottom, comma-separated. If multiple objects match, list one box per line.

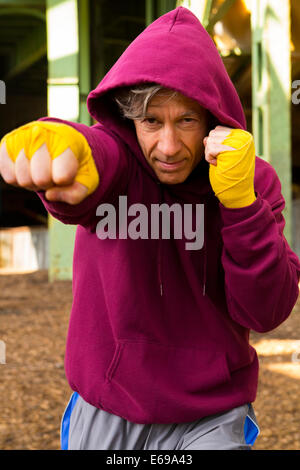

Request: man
left=0, top=7, right=299, bottom=450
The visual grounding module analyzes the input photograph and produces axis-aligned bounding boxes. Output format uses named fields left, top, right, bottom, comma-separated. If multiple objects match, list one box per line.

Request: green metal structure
left=178, top=0, right=292, bottom=245
left=251, top=0, right=292, bottom=244
left=146, top=0, right=177, bottom=24
left=46, top=0, right=91, bottom=280
left=0, top=1, right=46, bottom=84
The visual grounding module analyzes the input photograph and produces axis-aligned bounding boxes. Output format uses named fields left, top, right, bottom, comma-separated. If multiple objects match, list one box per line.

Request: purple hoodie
left=38, top=7, right=300, bottom=423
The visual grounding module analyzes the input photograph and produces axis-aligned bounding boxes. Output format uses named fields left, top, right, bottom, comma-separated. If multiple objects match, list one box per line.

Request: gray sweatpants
left=62, top=393, right=259, bottom=450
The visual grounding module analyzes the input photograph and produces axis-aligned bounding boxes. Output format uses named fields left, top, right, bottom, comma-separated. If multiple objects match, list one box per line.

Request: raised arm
left=204, top=126, right=300, bottom=332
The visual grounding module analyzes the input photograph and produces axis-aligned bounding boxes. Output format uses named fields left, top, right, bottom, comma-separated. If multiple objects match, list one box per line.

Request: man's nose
left=156, top=126, right=182, bottom=157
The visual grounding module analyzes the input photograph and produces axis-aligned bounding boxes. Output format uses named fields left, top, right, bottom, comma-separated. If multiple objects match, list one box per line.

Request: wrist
left=219, top=189, right=256, bottom=209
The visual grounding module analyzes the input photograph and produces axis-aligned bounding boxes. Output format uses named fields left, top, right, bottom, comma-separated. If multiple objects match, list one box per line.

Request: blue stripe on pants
left=244, top=405, right=260, bottom=446
left=60, top=392, right=79, bottom=450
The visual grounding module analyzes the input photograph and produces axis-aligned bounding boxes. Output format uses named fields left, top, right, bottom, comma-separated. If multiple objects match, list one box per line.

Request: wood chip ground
left=0, top=270, right=299, bottom=450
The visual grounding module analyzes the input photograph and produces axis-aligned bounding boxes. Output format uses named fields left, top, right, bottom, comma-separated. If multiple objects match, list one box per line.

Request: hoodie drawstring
left=202, top=201, right=207, bottom=296
left=156, top=182, right=208, bottom=298
left=157, top=182, right=164, bottom=297
left=202, top=191, right=215, bottom=297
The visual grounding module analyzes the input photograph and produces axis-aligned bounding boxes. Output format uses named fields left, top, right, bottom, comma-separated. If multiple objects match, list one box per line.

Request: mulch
left=0, top=270, right=299, bottom=450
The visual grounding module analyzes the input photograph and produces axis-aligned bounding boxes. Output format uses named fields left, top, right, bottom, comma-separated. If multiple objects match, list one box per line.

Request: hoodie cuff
left=219, top=192, right=263, bottom=226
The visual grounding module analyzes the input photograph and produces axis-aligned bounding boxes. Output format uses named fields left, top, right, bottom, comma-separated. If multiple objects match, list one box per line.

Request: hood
left=87, top=6, right=247, bottom=144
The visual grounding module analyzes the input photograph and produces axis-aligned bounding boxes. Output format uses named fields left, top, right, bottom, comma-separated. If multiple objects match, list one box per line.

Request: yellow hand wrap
left=0, top=121, right=99, bottom=196
left=209, top=129, right=256, bottom=209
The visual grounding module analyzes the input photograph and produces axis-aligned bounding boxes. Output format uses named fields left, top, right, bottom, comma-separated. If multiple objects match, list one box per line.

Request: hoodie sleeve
left=36, top=117, right=130, bottom=230
left=219, top=157, right=300, bottom=333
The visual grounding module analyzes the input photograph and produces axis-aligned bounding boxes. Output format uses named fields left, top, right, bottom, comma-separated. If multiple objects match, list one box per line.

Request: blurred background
left=0, top=0, right=300, bottom=450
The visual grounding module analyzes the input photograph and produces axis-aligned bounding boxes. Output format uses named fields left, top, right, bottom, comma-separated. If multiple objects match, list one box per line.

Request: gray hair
left=114, top=84, right=178, bottom=120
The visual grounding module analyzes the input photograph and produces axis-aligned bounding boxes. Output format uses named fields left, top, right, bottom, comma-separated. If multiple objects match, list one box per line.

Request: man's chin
left=156, top=171, right=188, bottom=185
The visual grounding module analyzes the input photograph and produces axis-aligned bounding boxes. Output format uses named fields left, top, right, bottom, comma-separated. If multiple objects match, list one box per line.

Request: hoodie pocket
left=102, top=340, right=231, bottom=423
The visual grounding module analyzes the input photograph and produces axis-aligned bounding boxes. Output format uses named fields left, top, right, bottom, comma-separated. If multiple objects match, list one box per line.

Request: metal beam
left=251, top=0, right=292, bottom=244
left=46, top=0, right=79, bottom=281
left=145, top=0, right=154, bottom=25
left=146, top=0, right=176, bottom=25
left=78, top=0, right=91, bottom=126
left=206, top=0, right=237, bottom=33
left=4, top=23, right=46, bottom=80
left=106, top=15, right=145, bottom=30
left=0, top=0, right=44, bottom=5
left=176, top=0, right=213, bottom=28
left=104, top=38, right=131, bottom=48
left=46, top=0, right=91, bottom=280
left=0, top=27, right=37, bottom=37
left=157, top=0, right=177, bottom=16
left=0, top=8, right=45, bottom=21
left=200, top=0, right=213, bottom=28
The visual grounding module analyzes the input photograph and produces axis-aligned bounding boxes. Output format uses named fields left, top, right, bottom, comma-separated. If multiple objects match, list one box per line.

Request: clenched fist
left=203, top=126, right=256, bottom=209
left=0, top=121, right=99, bottom=205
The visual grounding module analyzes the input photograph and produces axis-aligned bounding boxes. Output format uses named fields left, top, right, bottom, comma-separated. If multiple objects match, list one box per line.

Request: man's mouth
left=155, top=159, right=186, bottom=171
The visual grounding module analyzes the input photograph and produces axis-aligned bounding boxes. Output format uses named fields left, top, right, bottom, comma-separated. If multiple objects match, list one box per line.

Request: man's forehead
left=147, top=90, right=206, bottom=114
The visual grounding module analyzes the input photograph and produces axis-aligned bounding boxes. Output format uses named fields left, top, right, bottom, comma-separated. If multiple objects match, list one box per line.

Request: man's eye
left=182, top=118, right=195, bottom=123
left=143, top=118, right=158, bottom=125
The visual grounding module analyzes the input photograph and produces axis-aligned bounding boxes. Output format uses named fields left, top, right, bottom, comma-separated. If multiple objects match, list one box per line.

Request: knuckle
left=0, top=162, right=17, bottom=184
left=206, top=141, right=216, bottom=153
left=31, top=175, right=52, bottom=188
left=16, top=178, right=31, bottom=188
left=52, top=153, right=78, bottom=185
left=2, top=173, right=17, bottom=185
left=52, top=173, right=74, bottom=186
left=15, top=166, right=29, bottom=181
left=205, top=136, right=213, bottom=148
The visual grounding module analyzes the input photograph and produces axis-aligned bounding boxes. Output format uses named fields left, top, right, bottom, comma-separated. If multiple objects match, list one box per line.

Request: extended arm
left=0, top=118, right=130, bottom=230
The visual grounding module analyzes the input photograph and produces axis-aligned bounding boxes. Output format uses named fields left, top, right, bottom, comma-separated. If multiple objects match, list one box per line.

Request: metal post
left=157, top=0, right=177, bottom=16
left=176, top=0, right=212, bottom=27
left=46, top=0, right=90, bottom=280
left=145, top=0, right=155, bottom=25
left=79, top=0, right=92, bottom=126
left=146, top=0, right=177, bottom=24
left=251, top=0, right=292, bottom=244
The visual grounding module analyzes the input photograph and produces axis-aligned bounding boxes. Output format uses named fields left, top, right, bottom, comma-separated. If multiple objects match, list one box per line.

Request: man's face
left=133, top=91, right=208, bottom=184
